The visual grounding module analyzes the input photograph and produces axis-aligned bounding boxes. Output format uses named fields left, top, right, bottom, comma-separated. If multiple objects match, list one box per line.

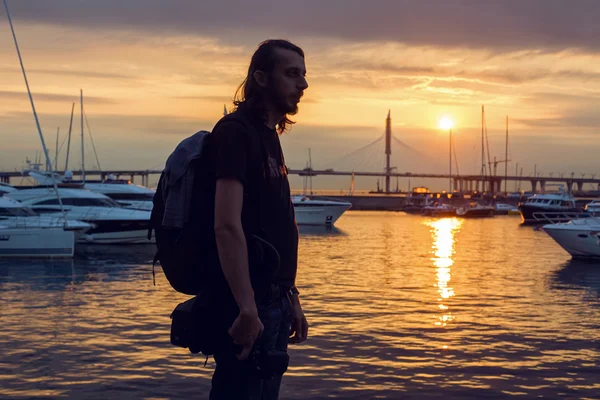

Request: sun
left=439, top=117, right=454, bottom=130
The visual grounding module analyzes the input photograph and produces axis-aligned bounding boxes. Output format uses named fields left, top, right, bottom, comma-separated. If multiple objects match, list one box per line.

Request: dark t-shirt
left=210, top=111, right=299, bottom=288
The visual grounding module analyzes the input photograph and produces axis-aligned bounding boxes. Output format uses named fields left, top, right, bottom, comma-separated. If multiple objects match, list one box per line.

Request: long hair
left=233, top=39, right=304, bottom=134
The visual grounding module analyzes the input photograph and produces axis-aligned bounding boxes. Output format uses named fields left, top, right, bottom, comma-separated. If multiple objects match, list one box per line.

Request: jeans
left=209, top=288, right=292, bottom=400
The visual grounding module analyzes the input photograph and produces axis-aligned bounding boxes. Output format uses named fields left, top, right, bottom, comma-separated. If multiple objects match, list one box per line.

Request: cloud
left=7, top=0, right=600, bottom=52
left=0, top=90, right=117, bottom=104
left=514, top=111, right=600, bottom=129
left=173, top=95, right=234, bottom=103
left=522, top=91, right=600, bottom=107
left=1, top=110, right=212, bottom=136
left=0, top=67, right=138, bottom=81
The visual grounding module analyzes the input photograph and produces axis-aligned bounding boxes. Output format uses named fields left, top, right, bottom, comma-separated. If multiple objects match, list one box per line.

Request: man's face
left=266, top=48, right=308, bottom=115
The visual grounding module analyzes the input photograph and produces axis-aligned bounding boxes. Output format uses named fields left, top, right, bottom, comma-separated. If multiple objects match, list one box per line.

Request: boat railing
left=3, top=217, right=68, bottom=229
left=74, top=206, right=149, bottom=220
left=532, top=211, right=589, bottom=224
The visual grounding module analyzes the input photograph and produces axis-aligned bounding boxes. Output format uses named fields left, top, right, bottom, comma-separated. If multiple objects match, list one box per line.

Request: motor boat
left=494, top=203, right=519, bottom=215
left=0, top=196, right=90, bottom=231
left=292, top=196, right=351, bottom=226
left=542, top=217, right=600, bottom=258
left=7, top=187, right=152, bottom=244
left=0, top=225, right=77, bottom=258
left=456, top=203, right=495, bottom=218
left=518, top=186, right=584, bottom=224
left=421, top=203, right=457, bottom=217
left=27, top=170, right=155, bottom=211
left=0, top=197, right=91, bottom=257
left=402, top=194, right=434, bottom=214
left=0, top=183, right=16, bottom=196
left=84, top=181, right=154, bottom=211
left=584, top=200, right=600, bottom=216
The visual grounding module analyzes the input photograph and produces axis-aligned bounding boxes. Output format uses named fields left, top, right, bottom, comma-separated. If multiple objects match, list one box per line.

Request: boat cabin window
left=105, top=193, right=154, bottom=201
left=0, top=206, right=38, bottom=217
left=34, top=198, right=122, bottom=207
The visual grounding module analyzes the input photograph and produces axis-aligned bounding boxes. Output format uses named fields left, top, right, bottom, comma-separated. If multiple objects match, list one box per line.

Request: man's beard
left=266, top=86, right=298, bottom=116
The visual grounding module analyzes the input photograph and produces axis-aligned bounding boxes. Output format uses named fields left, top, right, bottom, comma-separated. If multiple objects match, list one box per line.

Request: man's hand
left=229, top=309, right=264, bottom=360
left=289, top=296, right=308, bottom=344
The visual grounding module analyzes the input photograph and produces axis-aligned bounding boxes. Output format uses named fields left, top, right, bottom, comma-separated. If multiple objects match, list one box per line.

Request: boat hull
left=294, top=204, right=351, bottom=226
left=518, top=204, right=583, bottom=224
left=28, top=207, right=152, bottom=245
left=421, top=207, right=456, bottom=217
left=543, top=222, right=600, bottom=258
left=0, top=227, right=75, bottom=258
left=402, top=206, right=425, bottom=214
left=78, top=222, right=151, bottom=244
left=457, top=208, right=495, bottom=218
left=116, top=200, right=154, bottom=212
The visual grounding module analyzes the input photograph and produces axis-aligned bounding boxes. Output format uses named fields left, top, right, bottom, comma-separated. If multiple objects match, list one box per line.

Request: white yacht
left=0, top=225, right=76, bottom=258
left=518, top=186, right=582, bottom=224
left=0, top=196, right=90, bottom=231
left=84, top=181, right=154, bottom=211
left=542, top=218, right=600, bottom=258
left=7, top=188, right=152, bottom=244
left=292, top=196, right=352, bottom=226
left=0, top=197, right=90, bottom=257
left=0, top=183, right=16, bottom=196
left=27, top=171, right=155, bottom=211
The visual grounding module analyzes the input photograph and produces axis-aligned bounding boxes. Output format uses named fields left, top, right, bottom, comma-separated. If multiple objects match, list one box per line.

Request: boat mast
left=308, top=148, right=313, bottom=195
left=504, top=116, right=509, bottom=194
left=54, top=127, right=59, bottom=172
left=83, top=105, right=102, bottom=172
left=65, top=102, right=75, bottom=171
left=484, top=109, right=492, bottom=192
left=449, top=127, right=452, bottom=193
left=481, top=105, right=485, bottom=192
left=81, top=89, right=85, bottom=183
left=3, top=0, right=67, bottom=221
left=4, top=0, right=52, bottom=172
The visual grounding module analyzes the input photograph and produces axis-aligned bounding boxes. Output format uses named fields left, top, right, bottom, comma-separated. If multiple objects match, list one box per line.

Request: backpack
left=149, top=113, right=280, bottom=296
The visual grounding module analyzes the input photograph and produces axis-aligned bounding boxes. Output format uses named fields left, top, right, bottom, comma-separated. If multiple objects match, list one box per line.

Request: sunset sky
left=1, top=0, right=599, bottom=191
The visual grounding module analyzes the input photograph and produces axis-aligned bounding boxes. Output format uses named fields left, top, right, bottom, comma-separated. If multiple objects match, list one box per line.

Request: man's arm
left=214, top=178, right=263, bottom=359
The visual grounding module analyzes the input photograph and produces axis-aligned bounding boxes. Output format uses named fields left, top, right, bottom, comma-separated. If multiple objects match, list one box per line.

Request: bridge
left=2, top=112, right=598, bottom=194
left=2, top=168, right=599, bottom=195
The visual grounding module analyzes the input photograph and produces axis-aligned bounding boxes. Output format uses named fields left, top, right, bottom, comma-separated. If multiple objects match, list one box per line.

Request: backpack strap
left=152, top=253, right=158, bottom=287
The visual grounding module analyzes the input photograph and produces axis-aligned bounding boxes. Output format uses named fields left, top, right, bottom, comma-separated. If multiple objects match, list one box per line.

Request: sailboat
left=0, top=196, right=91, bottom=257
left=15, top=89, right=154, bottom=243
left=26, top=92, right=157, bottom=212
left=1, top=0, right=84, bottom=256
left=457, top=106, right=495, bottom=218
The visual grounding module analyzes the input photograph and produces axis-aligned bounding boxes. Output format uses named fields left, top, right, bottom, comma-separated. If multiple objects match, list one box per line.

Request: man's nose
left=298, top=76, right=308, bottom=90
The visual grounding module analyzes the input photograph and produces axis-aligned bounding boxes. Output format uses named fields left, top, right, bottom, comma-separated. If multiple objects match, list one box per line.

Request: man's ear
left=253, top=70, right=268, bottom=88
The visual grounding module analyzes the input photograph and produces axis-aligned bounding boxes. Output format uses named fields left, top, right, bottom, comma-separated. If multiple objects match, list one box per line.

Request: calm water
left=1, top=212, right=600, bottom=399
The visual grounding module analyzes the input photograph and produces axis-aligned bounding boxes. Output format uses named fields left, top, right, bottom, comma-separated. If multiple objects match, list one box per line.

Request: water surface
left=1, top=212, right=599, bottom=399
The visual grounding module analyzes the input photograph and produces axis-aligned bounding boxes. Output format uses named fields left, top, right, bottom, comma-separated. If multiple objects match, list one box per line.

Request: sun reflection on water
left=426, top=218, right=462, bottom=328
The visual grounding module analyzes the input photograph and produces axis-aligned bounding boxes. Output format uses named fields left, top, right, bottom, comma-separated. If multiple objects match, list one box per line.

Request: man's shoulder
left=212, top=109, right=258, bottom=135
left=211, top=114, right=246, bottom=136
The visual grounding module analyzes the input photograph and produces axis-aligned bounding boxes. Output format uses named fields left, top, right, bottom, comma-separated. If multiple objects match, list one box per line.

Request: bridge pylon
left=385, top=110, right=392, bottom=193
